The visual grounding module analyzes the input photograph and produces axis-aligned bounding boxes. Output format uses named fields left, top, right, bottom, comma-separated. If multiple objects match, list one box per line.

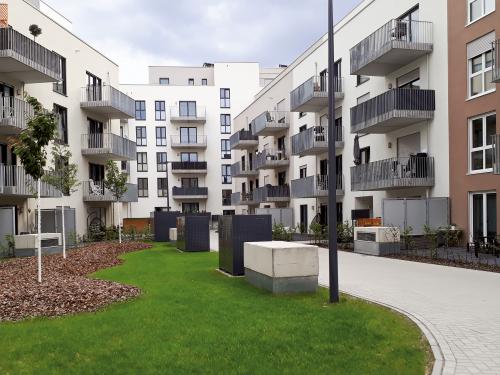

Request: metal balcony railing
left=82, top=180, right=137, bottom=202
left=252, top=111, right=290, bottom=136
left=351, top=156, right=435, bottom=191
left=230, top=129, right=258, bottom=150
left=170, top=106, right=207, bottom=122
left=290, top=75, right=343, bottom=112
left=0, top=27, right=62, bottom=82
left=0, top=164, right=61, bottom=198
left=493, top=134, right=500, bottom=175
left=231, top=161, right=258, bottom=178
left=254, top=148, right=290, bottom=170
left=291, top=174, right=344, bottom=198
left=350, top=19, right=433, bottom=76
left=170, top=135, right=207, bottom=148
left=171, top=161, right=208, bottom=172
left=0, top=97, right=33, bottom=134
left=81, top=133, right=137, bottom=161
left=291, top=125, right=343, bottom=156
left=492, top=39, right=500, bottom=83
left=253, top=185, right=290, bottom=203
left=172, top=186, right=208, bottom=198
left=80, top=85, right=135, bottom=119
left=350, top=89, right=435, bottom=134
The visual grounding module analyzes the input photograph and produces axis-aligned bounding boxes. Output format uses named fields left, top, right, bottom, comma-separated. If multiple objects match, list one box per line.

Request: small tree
left=29, top=24, right=42, bottom=41
left=14, top=95, right=57, bottom=283
left=104, top=160, right=128, bottom=244
left=43, top=143, right=79, bottom=259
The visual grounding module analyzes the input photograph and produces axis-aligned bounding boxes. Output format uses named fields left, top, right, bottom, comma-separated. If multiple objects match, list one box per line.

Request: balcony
left=0, top=165, right=61, bottom=198
left=493, top=134, right=500, bottom=175
left=231, top=192, right=258, bottom=206
left=493, top=39, right=500, bottom=83
left=253, top=185, right=290, bottom=203
left=170, top=106, right=206, bottom=123
left=172, top=186, right=208, bottom=200
left=350, top=89, right=435, bottom=134
left=290, top=75, right=343, bottom=112
left=81, top=133, right=137, bottom=161
left=171, top=161, right=208, bottom=175
left=0, top=27, right=62, bottom=83
left=254, top=149, right=290, bottom=170
left=230, top=129, right=258, bottom=150
left=291, top=125, right=343, bottom=156
left=351, top=156, right=435, bottom=191
left=231, top=161, right=259, bottom=178
left=291, top=174, right=344, bottom=198
left=251, top=111, right=289, bottom=137
left=82, top=181, right=138, bottom=203
left=0, top=97, right=33, bottom=135
left=350, top=19, right=433, bottom=76
left=80, top=85, right=135, bottom=119
left=170, top=135, right=207, bottom=149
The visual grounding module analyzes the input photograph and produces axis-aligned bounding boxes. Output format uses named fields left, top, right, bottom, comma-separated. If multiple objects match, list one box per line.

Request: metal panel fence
left=0, top=97, right=33, bottom=132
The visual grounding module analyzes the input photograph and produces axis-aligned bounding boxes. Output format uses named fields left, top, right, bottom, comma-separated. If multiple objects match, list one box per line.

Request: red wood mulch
left=0, top=241, right=152, bottom=322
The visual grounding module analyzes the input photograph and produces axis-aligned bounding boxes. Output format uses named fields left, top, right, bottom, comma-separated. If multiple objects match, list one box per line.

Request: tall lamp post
left=328, top=0, right=340, bottom=303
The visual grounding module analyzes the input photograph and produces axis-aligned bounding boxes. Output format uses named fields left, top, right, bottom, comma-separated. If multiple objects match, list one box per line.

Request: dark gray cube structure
left=219, top=215, right=272, bottom=276
left=176, top=215, right=210, bottom=252
left=154, top=211, right=182, bottom=242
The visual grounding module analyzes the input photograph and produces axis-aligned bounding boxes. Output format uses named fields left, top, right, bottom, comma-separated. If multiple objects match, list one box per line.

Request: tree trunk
left=37, top=179, right=42, bottom=283
left=118, top=202, right=122, bottom=244
left=62, top=206, right=66, bottom=259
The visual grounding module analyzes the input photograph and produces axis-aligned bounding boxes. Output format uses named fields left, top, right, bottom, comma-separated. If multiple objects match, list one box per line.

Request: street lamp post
left=328, top=0, right=340, bottom=303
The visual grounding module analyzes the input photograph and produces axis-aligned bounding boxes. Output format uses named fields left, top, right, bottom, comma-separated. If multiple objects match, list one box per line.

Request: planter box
left=14, top=233, right=62, bottom=257
left=177, top=215, right=210, bottom=252
left=218, top=215, right=272, bottom=276
left=153, top=211, right=182, bottom=242
left=244, top=241, right=319, bottom=294
left=354, top=226, right=401, bottom=256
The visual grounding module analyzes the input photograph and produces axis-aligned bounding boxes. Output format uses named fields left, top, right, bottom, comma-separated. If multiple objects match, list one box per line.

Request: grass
left=0, top=243, right=430, bottom=375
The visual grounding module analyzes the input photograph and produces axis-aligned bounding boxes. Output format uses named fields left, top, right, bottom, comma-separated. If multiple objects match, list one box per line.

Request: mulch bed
left=0, top=241, right=152, bottom=322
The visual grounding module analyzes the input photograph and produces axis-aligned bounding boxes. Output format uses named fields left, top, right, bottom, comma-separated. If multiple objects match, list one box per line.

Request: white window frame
left=468, top=191, right=497, bottom=242
left=469, top=112, right=496, bottom=174
left=467, top=0, right=495, bottom=25
left=468, top=50, right=495, bottom=99
left=136, top=152, right=148, bottom=172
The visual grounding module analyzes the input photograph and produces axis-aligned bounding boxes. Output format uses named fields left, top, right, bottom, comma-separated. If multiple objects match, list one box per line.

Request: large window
left=137, top=152, right=148, bottom=172
left=180, top=152, right=198, bottom=162
left=469, top=50, right=495, bottom=97
left=156, top=127, right=166, bottom=146
left=469, top=112, right=496, bottom=173
left=155, top=101, right=166, bottom=121
left=136, top=127, right=147, bottom=146
left=470, top=192, right=496, bottom=241
left=220, top=114, right=231, bottom=134
left=222, top=189, right=232, bottom=206
left=157, top=178, right=168, bottom=197
left=220, top=88, right=231, bottom=108
left=182, top=177, right=198, bottom=187
left=138, top=178, right=148, bottom=198
left=180, top=127, right=197, bottom=144
left=135, top=101, right=146, bottom=120
left=53, top=55, right=67, bottom=95
left=468, top=0, right=495, bottom=23
left=53, top=104, right=68, bottom=144
left=157, top=152, right=167, bottom=172
left=221, top=139, right=231, bottom=159
left=179, top=101, right=197, bottom=117
left=222, top=165, right=232, bottom=184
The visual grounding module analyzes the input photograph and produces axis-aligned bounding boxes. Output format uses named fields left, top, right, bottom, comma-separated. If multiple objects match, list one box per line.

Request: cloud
left=43, top=0, right=361, bottom=83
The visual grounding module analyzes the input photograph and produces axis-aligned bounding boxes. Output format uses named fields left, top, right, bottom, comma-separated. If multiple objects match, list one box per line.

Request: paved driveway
left=318, top=249, right=500, bottom=375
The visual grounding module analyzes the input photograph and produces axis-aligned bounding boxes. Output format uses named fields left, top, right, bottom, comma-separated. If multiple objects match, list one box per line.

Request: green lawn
left=0, top=243, right=430, bottom=375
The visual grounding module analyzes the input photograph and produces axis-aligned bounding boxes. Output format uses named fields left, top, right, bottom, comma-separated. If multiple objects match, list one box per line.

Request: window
left=188, top=78, right=195, bottom=86
left=182, top=202, right=199, bottom=213
left=299, top=166, right=307, bottom=179
left=53, top=56, right=66, bottom=95
left=86, top=72, right=102, bottom=101
left=397, top=68, right=420, bottom=89
left=159, top=78, right=169, bottom=85
left=220, top=88, right=231, bottom=108
left=182, top=178, right=198, bottom=188
left=155, top=101, right=166, bottom=121
left=137, top=152, right=148, bottom=172
left=470, top=192, right=496, bottom=241
left=157, top=178, right=168, bottom=197
left=299, top=125, right=307, bottom=132
left=181, top=152, right=198, bottom=162
left=138, top=178, right=148, bottom=197
left=469, top=50, right=495, bottom=97
left=469, top=113, right=496, bottom=173
left=356, top=75, right=369, bottom=86
left=53, top=104, right=68, bottom=144
left=221, top=139, right=231, bottom=159
left=156, top=127, right=166, bottom=146
left=222, top=165, right=232, bottom=184
left=202, top=79, right=208, bottom=86
left=222, top=189, right=232, bottom=206
left=360, top=147, right=371, bottom=164
left=136, top=127, right=147, bottom=146
left=157, top=152, right=167, bottom=172
left=468, top=0, right=495, bottom=23
left=180, top=127, right=197, bottom=144
left=179, top=101, right=197, bottom=117
left=298, top=112, right=306, bottom=119
left=220, top=114, right=231, bottom=134
left=135, top=100, right=146, bottom=120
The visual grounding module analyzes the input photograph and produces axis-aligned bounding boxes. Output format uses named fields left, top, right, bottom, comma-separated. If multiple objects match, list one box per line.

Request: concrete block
left=169, top=228, right=177, bottom=242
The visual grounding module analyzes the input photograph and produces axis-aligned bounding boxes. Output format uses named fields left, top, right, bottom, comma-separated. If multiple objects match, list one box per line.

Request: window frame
left=157, top=152, right=168, bottom=172
left=135, top=100, right=146, bottom=121
left=468, top=50, right=495, bottom=98
left=221, top=164, right=232, bottom=184
left=156, top=126, right=167, bottom=146
left=136, top=152, right=148, bottom=172
left=157, top=178, right=168, bottom=197
left=136, top=126, right=147, bottom=147
left=138, top=178, right=149, bottom=198
left=467, top=0, right=495, bottom=24
left=220, top=114, right=231, bottom=134
left=469, top=112, right=496, bottom=174
left=155, top=100, right=166, bottom=121
left=220, top=88, right=231, bottom=108
left=159, top=78, right=169, bottom=85
left=221, top=139, right=231, bottom=159
left=53, top=104, right=68, bottom=144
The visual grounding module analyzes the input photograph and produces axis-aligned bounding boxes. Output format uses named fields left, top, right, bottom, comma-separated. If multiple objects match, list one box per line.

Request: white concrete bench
left=169, top=228, right=177, bottom=241
left=244, top=241, right=319, bottom=294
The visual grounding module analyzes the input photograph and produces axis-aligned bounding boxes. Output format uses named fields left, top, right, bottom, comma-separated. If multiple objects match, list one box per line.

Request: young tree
left=104, top=160, right=128, bottom=244
left=43, top=143, right=79, bottom=259
left=14, top=95, right=57, bottom=283
left=29, top=24, right=42, bottom=41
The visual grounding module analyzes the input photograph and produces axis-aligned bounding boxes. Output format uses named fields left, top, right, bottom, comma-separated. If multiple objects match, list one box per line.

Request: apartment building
left=0, top=0, right=136, bottom=242
left=121, top=64, right=281, bottom=217
left=448, top=0, right=499, bottom=242
left=231, top=0, right=449, bottom=233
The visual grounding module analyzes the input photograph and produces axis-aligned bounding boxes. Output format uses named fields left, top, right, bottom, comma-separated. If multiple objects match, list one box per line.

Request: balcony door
left=0, top=84, right=14, bottom=120
left=179, top=101, right=196, bottom=117
left=319, top=69, right=328, bottom=91
left=86, top=72, right=102, bottom=101
left=88, top=118, right=104, bottom=148
left=278, top=171, right=286, bottom=186
left=320, top=159, right=328, bottom=176
left=181, top=178, right=198, bottom=188
left=180, top=127, right=197, bottom=144
left=180, top=152, right=198, bottom=162
left=397, top=132, right=421, bottom=158
left=182, top=202, right=199, bottom=214
left=300, top=205, right=308, bottom=234
left=470, top=192, right=497, bottom=242
left=397, top=5, right=419, bottom=43
left=89, top=163, right=105, bottom=183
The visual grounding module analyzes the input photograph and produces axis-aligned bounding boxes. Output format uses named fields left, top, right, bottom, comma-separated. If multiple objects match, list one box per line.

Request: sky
left=44, top=0, right=361, bottom=84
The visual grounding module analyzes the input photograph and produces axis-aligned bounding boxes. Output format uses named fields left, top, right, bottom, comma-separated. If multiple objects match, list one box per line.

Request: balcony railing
left=350, top=19, right=433, bottom=76
left=351, top=89, right=435, bottom=134
left=0, top=164, right=61, bottom=198
left=493, top=134, right=500, bottom=175
left=351, top=156, right=435, bottom=191
left=291, top=174, right=344, bottom=198
left=291, top=125, right=343, bottom=156
left=82, top=181, right=138, bottom=202
left=171, top=161, right=208, bottom=174
left=170, top=135, right=207, bottom=149
left=254, top=149, right=290, bottom=170
left=231, top=191, right=259, bottom=206
left=80, top=85, right=135, bottom=119
left=0, top=97, right=33, bottom=135
left=290, top=75, right=344, bottom=112
left=172, top=186, right=208, bottom=199
left=492, top=40, right=500, bottom=83
left=170, top=106, right=207, bottom=123
left=0, top=27, right=62, bottom=83
left=230, top=129, right=258, bottom=150
left=254, top=185, right=290, bottom=203
left=81, top=133, right=137, bottom=161
left=231, top=161, right=258, bottom=178
left=252, top=111, right=290, bottom=136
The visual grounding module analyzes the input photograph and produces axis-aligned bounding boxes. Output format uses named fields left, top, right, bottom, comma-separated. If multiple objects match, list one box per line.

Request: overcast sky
left=44, top=0, right=361, bottom=84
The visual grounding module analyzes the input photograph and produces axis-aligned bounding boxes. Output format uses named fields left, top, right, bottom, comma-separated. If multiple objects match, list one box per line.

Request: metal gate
left=37, top=207, right=77, bottom=247
left=0, top=207, right=15, bottom=258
